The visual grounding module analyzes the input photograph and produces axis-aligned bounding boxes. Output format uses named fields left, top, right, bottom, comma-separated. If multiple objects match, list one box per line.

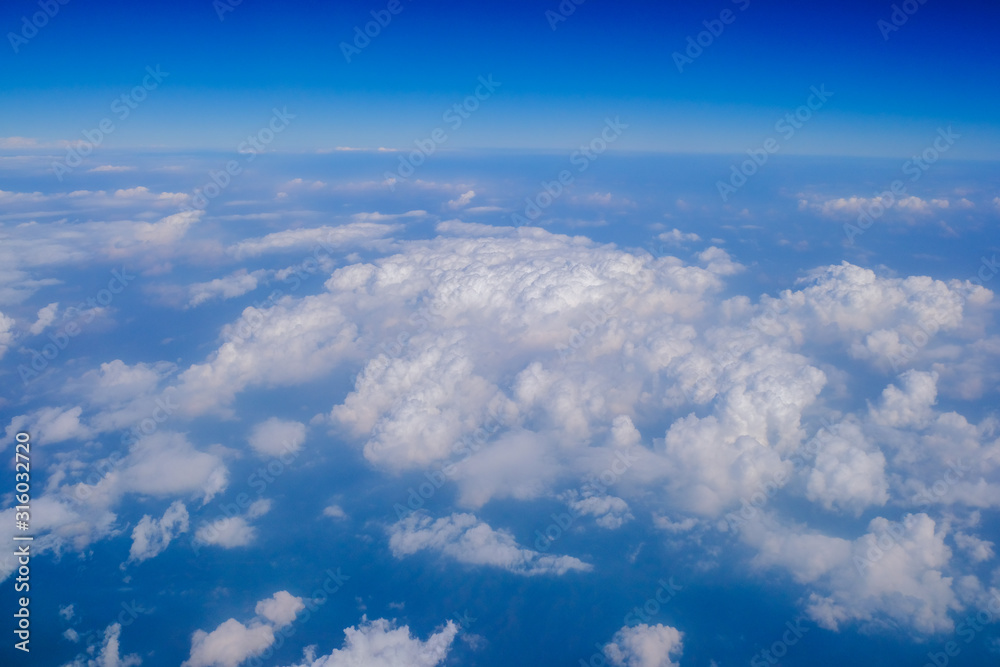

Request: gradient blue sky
left=2, top=0, right=999, bottom=156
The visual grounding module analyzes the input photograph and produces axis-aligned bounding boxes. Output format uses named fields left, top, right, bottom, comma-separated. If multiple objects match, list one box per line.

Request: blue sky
left=1, top=2, right=1000, bottom=667
left=2, top=0, right=999, bottom=155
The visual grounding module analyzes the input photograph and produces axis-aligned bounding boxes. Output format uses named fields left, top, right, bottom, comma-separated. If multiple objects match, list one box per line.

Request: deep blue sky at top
left=1, top=0, right=998, bottom=156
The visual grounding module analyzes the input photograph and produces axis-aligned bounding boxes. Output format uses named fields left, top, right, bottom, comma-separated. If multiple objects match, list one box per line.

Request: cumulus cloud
left=603, top=624, right=684, bottom=667
left=805, top=420, right=888, bottom=515
left=184, top=591, right=304, bottom=667
left=194, top=517, right=256, bottom=549
left=66, top=431, right=228, bottom=507
left=390, top=512, right=591, bottom=575
left=748, top=513, right=960, bottom=634
left=247, top=418, right=307, bottom=457
left=127, top=500, right=189, bottom=564
left=5, top=405, right=91, bottom=446
left=281, top=617, right=458, bottom=667
left=869, top=370, right=938, bottom=428
left=18, top=223, right=997, bottom=637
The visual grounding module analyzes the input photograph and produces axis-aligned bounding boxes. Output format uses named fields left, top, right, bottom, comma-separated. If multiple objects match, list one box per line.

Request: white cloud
left=188, top=270, right=267, bottom=307
left=389, top=512, right=592, bottom=575
left=247, top=418, right=307, bottom=457
left=229, top=222, right=402, bottom=258
left=0, top=310, right=16, bottom=360
left=255, top=590, right=305, bottom=627
left=603, top=624, right=684, bottom=667
left=748, top=513, right=960, bottom=634
left=88, top=165, right=136, bottom=173
left=5, top=406, right=91, bottom=445
left=127, top=500, right=189, bottom=564
left=194, top=517, right=256, bottom=548
left=869, top=370, right=938, bottom=428
left=954, top=532, right=994, bottom=563
left=29, top=301, right=59, bottom=334
left=62, top=432, right=227, bottom=510
left=805, top=420, right=888, bottom=515
left=657, top=228, right=701, bottom=244
left=61, top=623, right=141, bottom=667
left=323, top=504, right=348, bottom=520
left=281, top=617, right=458, bottom=667
left=447, top=190, right=476, bottom=209
left=184, top=591, right=303, bottom=667
left=246, top=498, right=272, bottom=519
left=185, top=619, right=275, bottom=667
left=565, top=491, right=634, bottom=529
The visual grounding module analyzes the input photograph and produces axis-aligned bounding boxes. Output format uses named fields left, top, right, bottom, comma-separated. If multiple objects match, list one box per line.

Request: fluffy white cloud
left=389, top=512, right=592, bottom=575
left=93, top=432, right=228, bottom=504
left=247, top=418, right=307, bottom=457
left=869, top=370, right=938, bottom=428
left=255, top=590, right=305, bottom=627
left=194, top=517, right=256, bottom=548
left=127, top=500, right=189, bottom=564
left=185, top=619, right=275, bottom=667
left=5, top=405, right=91, bottom=446
left=282, top=617, right=457, bottom=667
left=805, top=420, right=888, bottom=515
left=184, top=591, right=304, bottom=667
left=565, top=492, right=634, bottom=529
left=16, top=222, right=997, bottom=637
left=603, top=624, right=683, bottom=667
left=748, top=513, right=960, bottom=634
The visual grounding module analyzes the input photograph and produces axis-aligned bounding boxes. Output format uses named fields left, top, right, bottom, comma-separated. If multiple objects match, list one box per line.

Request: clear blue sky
left=2, top=0, right=998, bottom=155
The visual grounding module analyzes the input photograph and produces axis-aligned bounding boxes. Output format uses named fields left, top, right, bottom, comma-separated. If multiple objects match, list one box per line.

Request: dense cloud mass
left=3, top=219, right=998, bottom=654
